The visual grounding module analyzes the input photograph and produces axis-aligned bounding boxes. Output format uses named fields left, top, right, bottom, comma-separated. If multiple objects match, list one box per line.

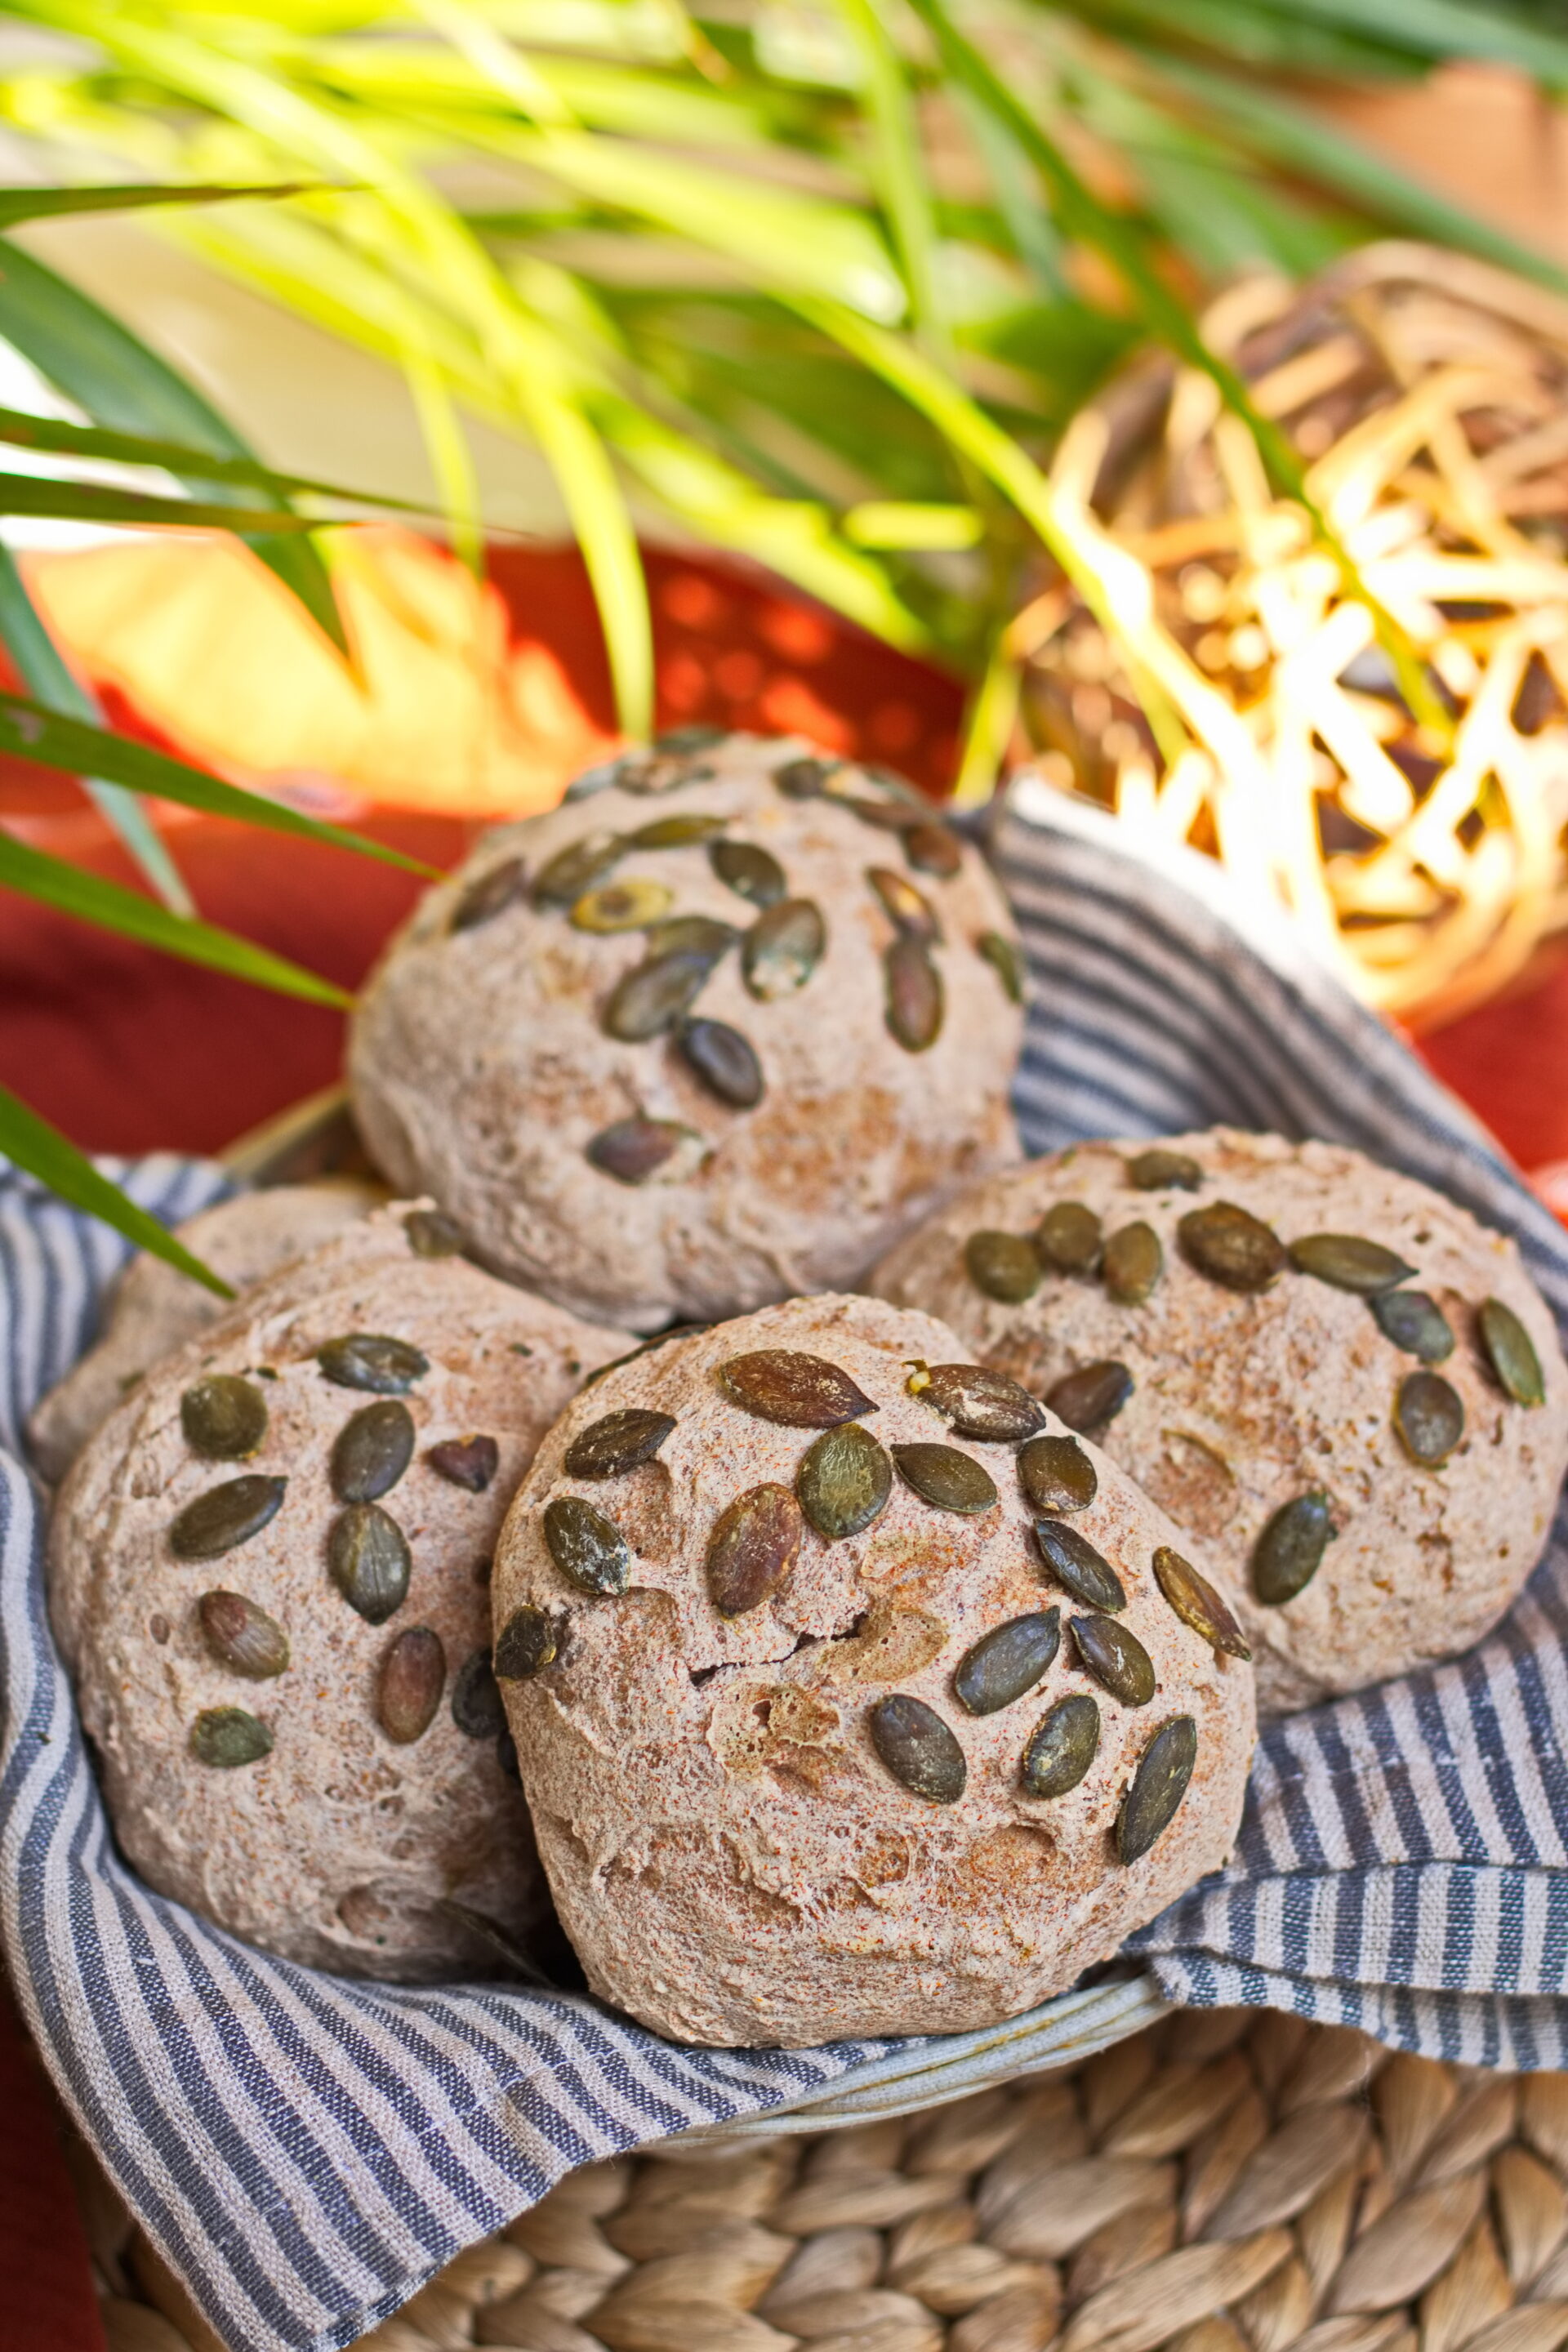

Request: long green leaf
left=834, top=0, right=942, bottom=344
left=1170, top=0, right=1568, bottom=78
left=0, top=180, right=310, bottom=229
left=0, top=1081, right=232, bottom=1294
left=0, top=402, right=432, bottom=506
left=0, top=472, right=315, bottom=528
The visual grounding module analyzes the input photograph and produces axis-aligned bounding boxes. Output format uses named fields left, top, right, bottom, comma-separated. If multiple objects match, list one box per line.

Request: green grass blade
left=0, top=472, right=315, bottom=528
left=0, top=402, right=433, bottom=506
left=0, top=1080, right=233, bottom=1294
left=1178, top=0, right=1568, bottom=78
left=834, top=0, right=942, bottom=344
left=0, top=180, right=310, bottom=229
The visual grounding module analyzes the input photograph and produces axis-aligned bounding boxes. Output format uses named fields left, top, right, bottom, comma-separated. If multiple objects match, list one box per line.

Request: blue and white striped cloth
left=4, top=786, right=1568, bottom=2352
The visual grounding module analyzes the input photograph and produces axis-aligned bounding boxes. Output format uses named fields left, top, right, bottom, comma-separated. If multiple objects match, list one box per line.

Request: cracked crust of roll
left=870, top=1128, right=1568, bottom=1715
left=492, top=1293, right=1255, bottom=2046
left=348, top=734, right=1023, bottom=1331
left=48, top=1205, right=631, bottom=1981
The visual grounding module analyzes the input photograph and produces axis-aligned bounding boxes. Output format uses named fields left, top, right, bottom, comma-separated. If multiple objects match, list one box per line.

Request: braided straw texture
left=79, top=2011, right=1568, bottom=2352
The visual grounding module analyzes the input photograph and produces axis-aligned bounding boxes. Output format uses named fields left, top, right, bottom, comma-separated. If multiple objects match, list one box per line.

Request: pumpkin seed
left=451, top=856, right=527, bottom=933
left=425, top=1433, right=499, bottom=1490
left=869, top=1694, right=967, bottom=1803
left=1035, top=1519, right=1125, bottom=1610
left=180, top=1374, right=269, bottom=1462
left=656, top=724, right=724, bottom=753
left=1102, top=1223, right=1164, bottom=1306
left=1018, top=1432, right=1098, bottom=1516
left=678, top=1017, right=764, bottom=1109
left=628, top=812, right=728, bottom=849
left=318, top=1333, right=429, bottom=1395
left=1119, top=1716, right=1198, bottom=1864
left=1178, top=1200, right=1286, bottom=1291
left=586, top=1116, right=701, bottom=1184
left=495, top=1604, right=561, bottom=1680
left=1127, top=1148, right=1203, bottom=1192
left=444, top=1648, right=501, bottom=1740
left=565, top=1407, right=677, bottom=1478
left=572, top=878, right=675, bottom=933
left=1037, top=1201, right=1102, bottom=1275
left=1394, top=1370, right=1465, bottom=1466
left=544, top=1495, right=630, bottom=1596
left=332, top=1401, right=416, bottom=1504
left=1152, top=1547, right=1250, bottom=1658
left=798, top=1423, right=893, bottom=1539
left=1287, top=1233, right=1417, bottom=1294
left=891, top=1442, right=998, bottom=1515
left=604, top=947, right=713, bottom=1040
left=190, top=1707, right=272, bottom=1768
left=1045, top=1360, right=1134, bottom=1435
left=885, top=935, right=943, bottom=1050
left=910, top=1361, right=1045, bottom=1441
left=842, top=796, right=920, bottom=831
left=964, top=1230, right=1040, bottom=1303
left=710, top=839, right=786, bottom=907
left=706, top=1482, right=804, bottom=1615
left=564, top=756, right=623, bottom=802
left=645, top=914, right=737, bottom=964
left=868, top=865, right=941, bottom=941
left=198, top=1590, right=289, bottom=1679
left=1021, top=1693, right=1100, bottom=1798
left=170, top=1475, right=287, bottom=1561
left=377, top=1627, right=446, bottom=1744
left=328, top=1504, right=412, bottom=1624
left=533, top=832, right=623, bottom=906
left=1370, top=1289, right=1454, bottom=1362
left=904, top=822, right=961, bottom=878
left=976, top=929, right=1024, bottom=1004
left=955, top=1610, right=1060, bottom=1715
left=403, top=1208, right=462, bottom=1258
left=743, top=898, right=826, bottom=999
left=1253, top=1492, right=1336, bottom=1606
left=718, top=1349, right=875, bottom=1427
left=775, top=755, right=831, bottom=798
left=1070, top=1613, right=1155, bottom=1706
left=1479, top=1298, right=1546, bottom=1405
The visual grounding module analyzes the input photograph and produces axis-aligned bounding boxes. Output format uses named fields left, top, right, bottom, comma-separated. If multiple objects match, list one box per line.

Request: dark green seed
left=644, top=914, right=737, bottom=964
left=533, top=832, right=623, bottom=906
left=378, top=1627, right=446, bottom=1744
left=678, top=1018, right=764, bottom=1109
left=1119, top=1716, right=1198, bottom=1863
left=911, top=1361, right=1045, bottom=1441
left=842, top=795, right=920, bottom=831
left=1478, top=1298, right=1546, bottom=1406
left=190, top=1707, right=272, bottom=1769
left=798, top=1423, right=893, bottom=1539
left=1127, top=1149, right=1203, bottom=1192
left=904, top=822, right=961, bottom=878
left=1394, top=1370, right=1465, bottom=1467
left=1018, top=1432, right=1098, bottom=1516
left=706, top=1482, right=803, bottom=1615
left=1070, top=1613, right=1155, bottom=1706
left=1021, top=1693, right=1100, bottom=1798
left=1102, top=1223, right=1163, bottom=1306
left=719, top=1349, right=875, bottom=1427
left=1037, top=1201, right=1102, bottom=1275
left=743, top=898, right=826, bottom=1000
left=564, top=1408, right=676, bottom=1479
left=1253, top=1491, right=1337, bottom=1605
left=1035, top=1519, right=1125, bottom=1610
left=544, top=1495, right=630, bottom=1597
left=1045, top=1360, right=1134, bottom=1435
left=885, top=935, right=943, bottom=1051
left=868, top=865, right=941, bottom=941
left=403, top=1208, right=463, bottom=1258
left=955, top=1610, right=1060, bottom=1715
left=1152, top=1547, right=1250, bottom=1659
left=198, top=1590, right=290, bottom=1678
left=1370, top=1289, right=1454, bottom=1362
left=891, top=1442, right=997, bottom=1515
left=572, top=878, right=673, bottom=933
left=328, top=1504, right=412, bottom=1624
left=452, top=1646, right=507, bottom=1739
left=1287, top=1234, right=1417, bottom=1294
left=977, top=930, right=1025, bottom=1004
left=170, top=1475, right=287, bottom=1561
left=964, top=1230, right=1040, bottom=1303
left=331, top=1401, right=416, bottom=1504
left=180, top=1374, right=269, bottom=1461
left=495, top=1604, right=560, bottom=1680
left=586, top=1117, right=699, bottom=1185
left=425, top=1433, right=498, bottom=1490
left=318, top=1334, right=430, bottom=1395
left=628, top=812, right=728, bottom=849
left=1178, top=1201, right=1286, bottom=1293
left=604, top=947, right=714, bottom=1040
left=774, top=755, right=831, bottom=798
left=869, top=1695, right=967, bottom=1803
left=451, top=856, right=527, bottom=933
left=710, top=839, right=786, bottom=907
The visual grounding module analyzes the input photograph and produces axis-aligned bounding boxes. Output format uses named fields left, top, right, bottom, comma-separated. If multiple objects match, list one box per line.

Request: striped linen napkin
left=2, top=783, right=1567, bottom=2352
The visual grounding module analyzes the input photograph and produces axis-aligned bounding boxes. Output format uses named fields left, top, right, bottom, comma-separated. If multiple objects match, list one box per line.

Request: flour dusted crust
left=49, top=1206, right=630, bottom=1980
left=492, top=1294, right=1254, bottom=2046
left=349, top=733, right=1023, bottom=1330
left=871, top=1129, right=1568, bottom=1714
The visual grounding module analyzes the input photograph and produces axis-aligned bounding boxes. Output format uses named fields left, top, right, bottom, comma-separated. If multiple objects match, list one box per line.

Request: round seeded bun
left=348, top=733, right=1023, bottom=1331
left=48, top=1204, right=631, bottom=1981
left=869, top=1128, right=1568, bottom=1716
left=492, top=1293, right=1255, bottom=2046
